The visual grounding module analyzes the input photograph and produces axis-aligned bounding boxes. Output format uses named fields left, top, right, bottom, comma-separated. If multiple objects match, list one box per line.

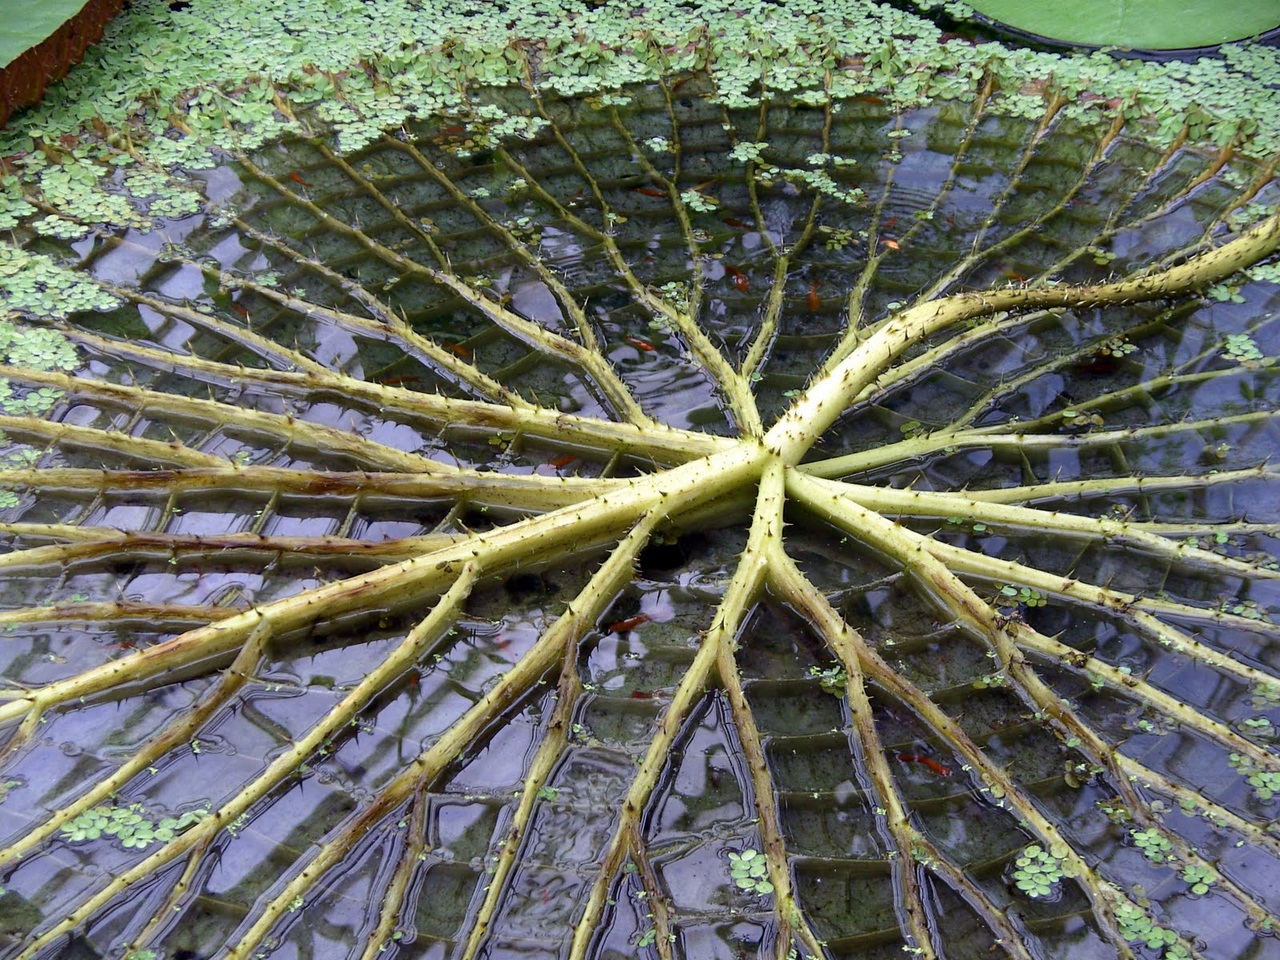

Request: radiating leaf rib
left=0, top=451, right=722, bottom=729
left=16, top=565, right=480, bottom=960
left=234, top=149, right=653, bottom=428
left=3, top=367, right=446, bottom=473
left=491, top=119, right=764, bottom=436
left=0, top=530, right=458, bottom=574
left=775, top=498, right=1151, bottom=956
left=461, top=644, right=583, bottom=960
left=799, top=471, right=1280, bottom=767
left=112, top=255, right=520, bottom=402
left=902, top=830, right=1039, bottom=960
left=0, top=410, right=227, bottom=468
left=786, top=409, right=1280, bottom=483
left=713, top=461, right=828, bottom=960
left=220, top=213, right=519, bottom=401
left=766, top=210, right=1280, bottom=466
left=931, top=533, right=1280, bottom=637
left=355, top=785, right=430, bottom=960
left=948, top=325, right=1248, bottom=434
left=789, top=470, right=1273, bottom=944
left=0, top=622, right=271, bottom=866
left=377, top=138, right=608, bottom=354
left=100, top=282, right=335, bottom=377
left=912, top=97, right=1096, bottom=302
left=0, top=464, right=614, bottom=512
left=219, top=509, right=660, bottom=960
left=567, top=464, right=776, bottom=960
left=0, top=601, right=239, bottom=629
left=735, top=92, right=830, bottom=381
left=844, top=483, right=1280, bottom=582
left=463, top=508, right=662, bottom=959
left=821, top=496, right=1280, bottom=927
left=935, top=465, right=1279, bottom=506
left=600, top=103, right=765, bottom=435
left=767, top=545, right=938, bottom=960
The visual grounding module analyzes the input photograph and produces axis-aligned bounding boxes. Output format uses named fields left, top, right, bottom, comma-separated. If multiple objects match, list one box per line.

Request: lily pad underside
left=0, top=3, right=1279, bottom=960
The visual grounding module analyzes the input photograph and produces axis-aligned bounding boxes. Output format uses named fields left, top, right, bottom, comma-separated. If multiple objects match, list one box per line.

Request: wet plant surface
left=1, top=2, right=1280, bottom=960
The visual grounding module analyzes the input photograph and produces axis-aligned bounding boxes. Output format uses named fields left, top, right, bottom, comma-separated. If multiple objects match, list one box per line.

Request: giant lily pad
left=0, top=0, right=125, bottom=126
left=1, top=2, right=1279, bottom=959
left=965, top=0, right=1280, bottom=49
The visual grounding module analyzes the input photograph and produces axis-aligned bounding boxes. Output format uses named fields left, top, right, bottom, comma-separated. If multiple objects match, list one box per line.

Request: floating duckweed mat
left=1, top=2, right=1279, bottom=960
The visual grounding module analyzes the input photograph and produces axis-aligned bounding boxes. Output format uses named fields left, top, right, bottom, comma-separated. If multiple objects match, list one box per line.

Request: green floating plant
left=1181, top=863, right=1218, bottom=895
left=1209, top=282, right=1246, bottom=304
left=680, top=189, right=719, bottom=213
left=60, top=803, right=208, bottom=851
left=999, top=585, right=1047, bottom=608
left=808, top=663, right=847, bottom=696
left=1229, top=752, right=1280, bottom=801
left=1250, top=684, right=1280, bottom=709
left=0, top=320, right=78, bottom=378
left=729, top=141, right=769, bottom=164
left=1098, top=336, right=1136, bottom=358
left=1240, top=716, right=1274, bottom=736
left=727, top=848, right=773, bottom=895
left=1012, top=844, right=1065, bottom=899
left=1223, top=333, right=1264, bottom=362
left=1113, top=900, right=1189, bottom=956
left=0, top=250, right=118, bottom=320
left=1131, top=828, right=1173, bottom=864
left=0, top=380, right=64, bottom=416
left=0, top=778, right=20, bottom=803
left=1219, top=597, right=1269, bottom=621
left=818, top=225, right=856, bottom=250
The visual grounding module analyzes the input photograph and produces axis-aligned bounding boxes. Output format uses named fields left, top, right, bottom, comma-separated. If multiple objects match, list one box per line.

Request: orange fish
left=607, top=613, right=651, bottom=633
left=725, top=265, right=749, bottom=292
left=807, top=278, right=820, bottom=314
left=897, top=753, right=951, bottom=777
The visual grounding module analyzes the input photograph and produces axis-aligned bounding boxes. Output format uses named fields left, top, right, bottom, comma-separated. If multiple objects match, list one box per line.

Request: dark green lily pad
left=0, top=0, right=123, bottom=125
left=966, top=0, right=1280, bottom=49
